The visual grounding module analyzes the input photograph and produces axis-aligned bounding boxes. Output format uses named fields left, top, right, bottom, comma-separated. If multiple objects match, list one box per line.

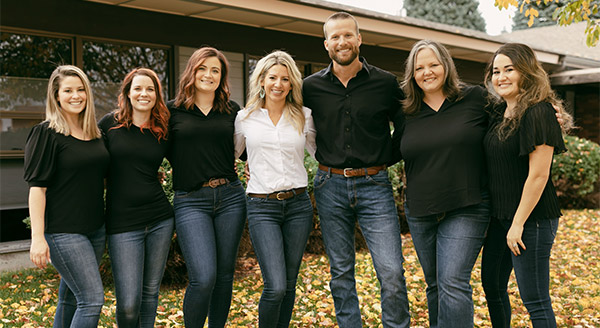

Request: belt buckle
left=276, top=191, right=287, bottom=200
left=343, top=168, right=354, bottom=178
left=208, top=178, right=221, bottom=188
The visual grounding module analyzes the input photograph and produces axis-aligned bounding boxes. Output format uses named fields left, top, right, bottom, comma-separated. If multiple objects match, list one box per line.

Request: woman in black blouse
left=167, top=47, right=246, bottom=328
left=481, top=43, right=572, bottom=328
left=24, top=65, right=109, bottom=328
left=99, top=68, right=173, bottom=328
left=399, top=40, right=491, bottom=328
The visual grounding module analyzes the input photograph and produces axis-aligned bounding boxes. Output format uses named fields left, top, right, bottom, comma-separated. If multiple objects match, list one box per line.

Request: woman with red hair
left=167, top=47, right=246, bottom=327
left=99, top=67, right=173, bottom=328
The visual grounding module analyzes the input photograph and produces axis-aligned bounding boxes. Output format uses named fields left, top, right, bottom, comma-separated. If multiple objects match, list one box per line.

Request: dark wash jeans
left=482, top=216, right=559, bottom=328
left=314, top=168, right=410, bottom=328
left=405, top=193, right=490, bottom=328
left=108, top=218, right=174, bottom=328
left=173, top=179, right=246, bottom=328
left=247, top=190, right=313, bottom=328
left=45, top=225, right=105, bottom=328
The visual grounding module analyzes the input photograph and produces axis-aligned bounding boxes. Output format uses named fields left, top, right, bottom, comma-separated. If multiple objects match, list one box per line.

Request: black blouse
left=484, top=102, right=566, bottom=221
left=167, top=100, right=241, bottom=192
left=400, top=85, right=489, bottom=217
left=23, top=121, right=109, bottom=234
left=99, top=114, right=173, bottom=234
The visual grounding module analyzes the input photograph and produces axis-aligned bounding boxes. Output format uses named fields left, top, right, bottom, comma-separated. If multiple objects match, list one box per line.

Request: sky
left=328, top=0, right=517, bottom=35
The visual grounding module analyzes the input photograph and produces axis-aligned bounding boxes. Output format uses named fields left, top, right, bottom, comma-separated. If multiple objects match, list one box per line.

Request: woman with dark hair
left=98, top=67, right=173, bottom=328
left=399, top=40, right=491, bottom=328
left=234, top=50, right=316, bottom=327
left=25, top=65, right=109, bottom=327
left=167, top=47, right=246, bottom=327
left=481, top=43, right=572, bottom=328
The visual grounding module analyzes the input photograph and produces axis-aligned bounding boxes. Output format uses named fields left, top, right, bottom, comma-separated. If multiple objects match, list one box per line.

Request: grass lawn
left=1, top=209, right=598, bottom=327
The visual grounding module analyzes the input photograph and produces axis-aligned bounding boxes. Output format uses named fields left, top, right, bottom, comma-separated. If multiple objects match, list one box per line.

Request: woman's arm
left=28, top=187, right=50, bottom=269
left=507, top=144, right=554, bottom=256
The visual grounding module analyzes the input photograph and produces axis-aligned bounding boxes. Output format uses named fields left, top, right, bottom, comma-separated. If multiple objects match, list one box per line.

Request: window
left=0, top=32, right=72, bottom=157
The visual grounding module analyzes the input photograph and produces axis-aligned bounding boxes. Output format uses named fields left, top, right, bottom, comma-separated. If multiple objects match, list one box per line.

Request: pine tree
left=513, top=0, right=600, bottom=30
left=404, top=0, right=487, bottom=32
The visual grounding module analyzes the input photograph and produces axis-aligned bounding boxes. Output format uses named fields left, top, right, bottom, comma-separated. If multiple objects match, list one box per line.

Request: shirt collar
left=323, top=56, right=370, bottom=82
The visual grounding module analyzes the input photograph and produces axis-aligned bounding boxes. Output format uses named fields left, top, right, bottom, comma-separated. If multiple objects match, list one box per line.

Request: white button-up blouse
left=234, top=106, right=316, bottom=194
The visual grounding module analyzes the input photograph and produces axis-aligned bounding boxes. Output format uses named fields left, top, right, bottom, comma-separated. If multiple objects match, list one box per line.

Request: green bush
left=552, top=135, right=600, bottom=209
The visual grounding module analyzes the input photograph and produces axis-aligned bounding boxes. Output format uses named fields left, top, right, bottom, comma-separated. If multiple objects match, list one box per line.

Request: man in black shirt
left=303, top=12, right=409, bottom=328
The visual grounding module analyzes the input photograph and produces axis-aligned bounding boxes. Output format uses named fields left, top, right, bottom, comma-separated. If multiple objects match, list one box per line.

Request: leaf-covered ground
left=1, top=209, right=598, bottom=327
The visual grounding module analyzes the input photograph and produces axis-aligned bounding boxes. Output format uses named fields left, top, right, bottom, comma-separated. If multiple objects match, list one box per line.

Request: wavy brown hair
left=174, top=47, right=232, bottom=114
left=113, top=68, right=169, bottom=141
left=401, top=40, right=463, bottom=115
left=484, top=43, right=573, bottom=140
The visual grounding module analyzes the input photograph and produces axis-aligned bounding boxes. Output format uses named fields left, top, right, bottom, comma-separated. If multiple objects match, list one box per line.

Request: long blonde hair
left=401, top=40, right=463, bottom=115
left=46, top=65, right=101, bottom=139
left=246, top=50, right=305, bottom=133
left=484, top=43, right=573, bottom=140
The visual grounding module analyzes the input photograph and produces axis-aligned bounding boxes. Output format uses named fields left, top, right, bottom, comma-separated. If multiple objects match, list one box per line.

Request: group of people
left=24, top=10, right=571, bottom=328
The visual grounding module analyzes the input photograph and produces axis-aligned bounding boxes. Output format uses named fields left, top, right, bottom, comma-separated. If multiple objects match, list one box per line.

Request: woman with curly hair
left=481, top=43, right=572, bottom=328
left=99, top=68, right=173, bottom=327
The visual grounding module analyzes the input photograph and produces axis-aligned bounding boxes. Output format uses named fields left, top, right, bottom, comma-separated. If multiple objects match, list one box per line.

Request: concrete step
left=0, top=240, right=36, bottom=272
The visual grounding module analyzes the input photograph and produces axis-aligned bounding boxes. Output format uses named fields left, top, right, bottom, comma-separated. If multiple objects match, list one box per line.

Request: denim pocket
left=226, top=179, right=243, bottom=190
left=313, top=170, right=330, bottom=190
left=365, top=170, right=392, bottom=187
left=174, top=190, right=193, bottom=199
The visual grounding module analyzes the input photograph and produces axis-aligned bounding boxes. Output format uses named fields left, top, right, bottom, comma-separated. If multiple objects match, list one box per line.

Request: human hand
left=30, top=236, right=50, bottom=269
left=506, top=223, right=526, bottom=256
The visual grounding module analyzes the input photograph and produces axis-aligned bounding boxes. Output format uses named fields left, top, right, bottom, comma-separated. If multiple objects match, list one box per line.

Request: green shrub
left=552, top=135, right=600, bottom=209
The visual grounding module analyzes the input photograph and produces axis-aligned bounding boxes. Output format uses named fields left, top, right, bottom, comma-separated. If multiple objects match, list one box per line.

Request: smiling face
left=324, top=18, right=361, bottom=66
left=414, top=47, right=445, bottom=96
left=56, top=76, right=87, bottom=120
left=194, top=56, right=222, bottom=94
left=261, top=64, right=292, bottom=105
left=492, top=54, right=521, bottom=103
left=128, top=74, right=156, bottom=114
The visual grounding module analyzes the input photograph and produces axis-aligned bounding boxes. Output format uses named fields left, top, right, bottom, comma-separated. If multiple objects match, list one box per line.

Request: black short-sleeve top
left=400, top=85, right=489, bottom=217
left=484, top=102, right=566, bottom=221
left=98, top=113, right=173, bottom=234
left=23, top=121, right=109, bottom=234
left=167, top=100, right=241, bottom=192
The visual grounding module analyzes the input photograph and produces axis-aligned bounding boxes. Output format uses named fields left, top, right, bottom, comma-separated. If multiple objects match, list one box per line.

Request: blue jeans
left=174, top=179, right=246, bottom=328
left=405, top=194, right=490, bottom=328
left=247, top=191, right=313, bottom=328
left=108, top=218, right=174, bottom=328
left=314, top=169, right=410, bottom=328
left=482, top=217, right=558, bottom=328
left=45, top=225, right=105, bottom=328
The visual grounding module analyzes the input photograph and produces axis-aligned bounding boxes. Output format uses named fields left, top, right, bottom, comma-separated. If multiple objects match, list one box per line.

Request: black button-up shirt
left=303, top=57, right=404, bottom=168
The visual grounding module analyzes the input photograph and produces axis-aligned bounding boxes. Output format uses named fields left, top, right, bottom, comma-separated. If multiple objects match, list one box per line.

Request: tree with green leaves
left=404, top=0, right=487, bottom=32
left=495, top=0, right=599, bottom=46
left=513, top=0, right=600, bottom=30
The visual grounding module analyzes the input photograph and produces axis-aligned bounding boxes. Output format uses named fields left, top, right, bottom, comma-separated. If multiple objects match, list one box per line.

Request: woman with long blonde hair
left=482, top=43, right=572, bottom=328
left=234, top=50, right=316, bottom=327
left=24, top=65, right=109, bottom=327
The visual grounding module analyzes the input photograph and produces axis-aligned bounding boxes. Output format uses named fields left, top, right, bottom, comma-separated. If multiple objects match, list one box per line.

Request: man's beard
left=329, top=46, right=359, bottom=66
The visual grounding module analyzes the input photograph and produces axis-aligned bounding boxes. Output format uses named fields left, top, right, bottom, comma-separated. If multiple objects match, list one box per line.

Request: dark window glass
left=83, top=41, right=170, bottom=118
left=0, top=33, right=72, bottom=154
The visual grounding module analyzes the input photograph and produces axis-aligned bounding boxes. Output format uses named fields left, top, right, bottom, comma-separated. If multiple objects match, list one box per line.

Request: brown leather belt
left=248, top=187, right=307, bottom=200
left=318, top=164, right=386, bottom=177
left=202, top=178, right=229, bottom=188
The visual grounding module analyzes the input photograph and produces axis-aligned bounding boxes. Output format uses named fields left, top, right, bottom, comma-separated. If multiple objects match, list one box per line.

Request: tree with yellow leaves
left=494, top=0, right=599, bottom=46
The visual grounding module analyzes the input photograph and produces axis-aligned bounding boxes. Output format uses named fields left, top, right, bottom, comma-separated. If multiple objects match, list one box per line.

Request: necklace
left=197, top=104, right=213, bottom=114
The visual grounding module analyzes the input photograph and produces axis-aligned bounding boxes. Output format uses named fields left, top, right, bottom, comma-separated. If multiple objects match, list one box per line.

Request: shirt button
left=345, top=127, right=350, bottom=132
left=346, top=144, right=351, bottom=149
left=345, top=94, right=349, bottom=98
left=345, top=111, right=350, bottom=115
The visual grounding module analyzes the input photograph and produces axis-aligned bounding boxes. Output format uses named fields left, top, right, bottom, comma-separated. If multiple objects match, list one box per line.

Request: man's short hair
left=323, top=11, right=360, bottom=38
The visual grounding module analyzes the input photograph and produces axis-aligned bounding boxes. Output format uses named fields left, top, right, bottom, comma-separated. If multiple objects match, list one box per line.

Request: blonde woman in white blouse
left=234, top=50, right=316, bottom=328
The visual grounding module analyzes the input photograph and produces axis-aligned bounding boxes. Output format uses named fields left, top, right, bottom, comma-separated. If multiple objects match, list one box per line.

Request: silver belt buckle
left=343, top=168, right=353, bottom=177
